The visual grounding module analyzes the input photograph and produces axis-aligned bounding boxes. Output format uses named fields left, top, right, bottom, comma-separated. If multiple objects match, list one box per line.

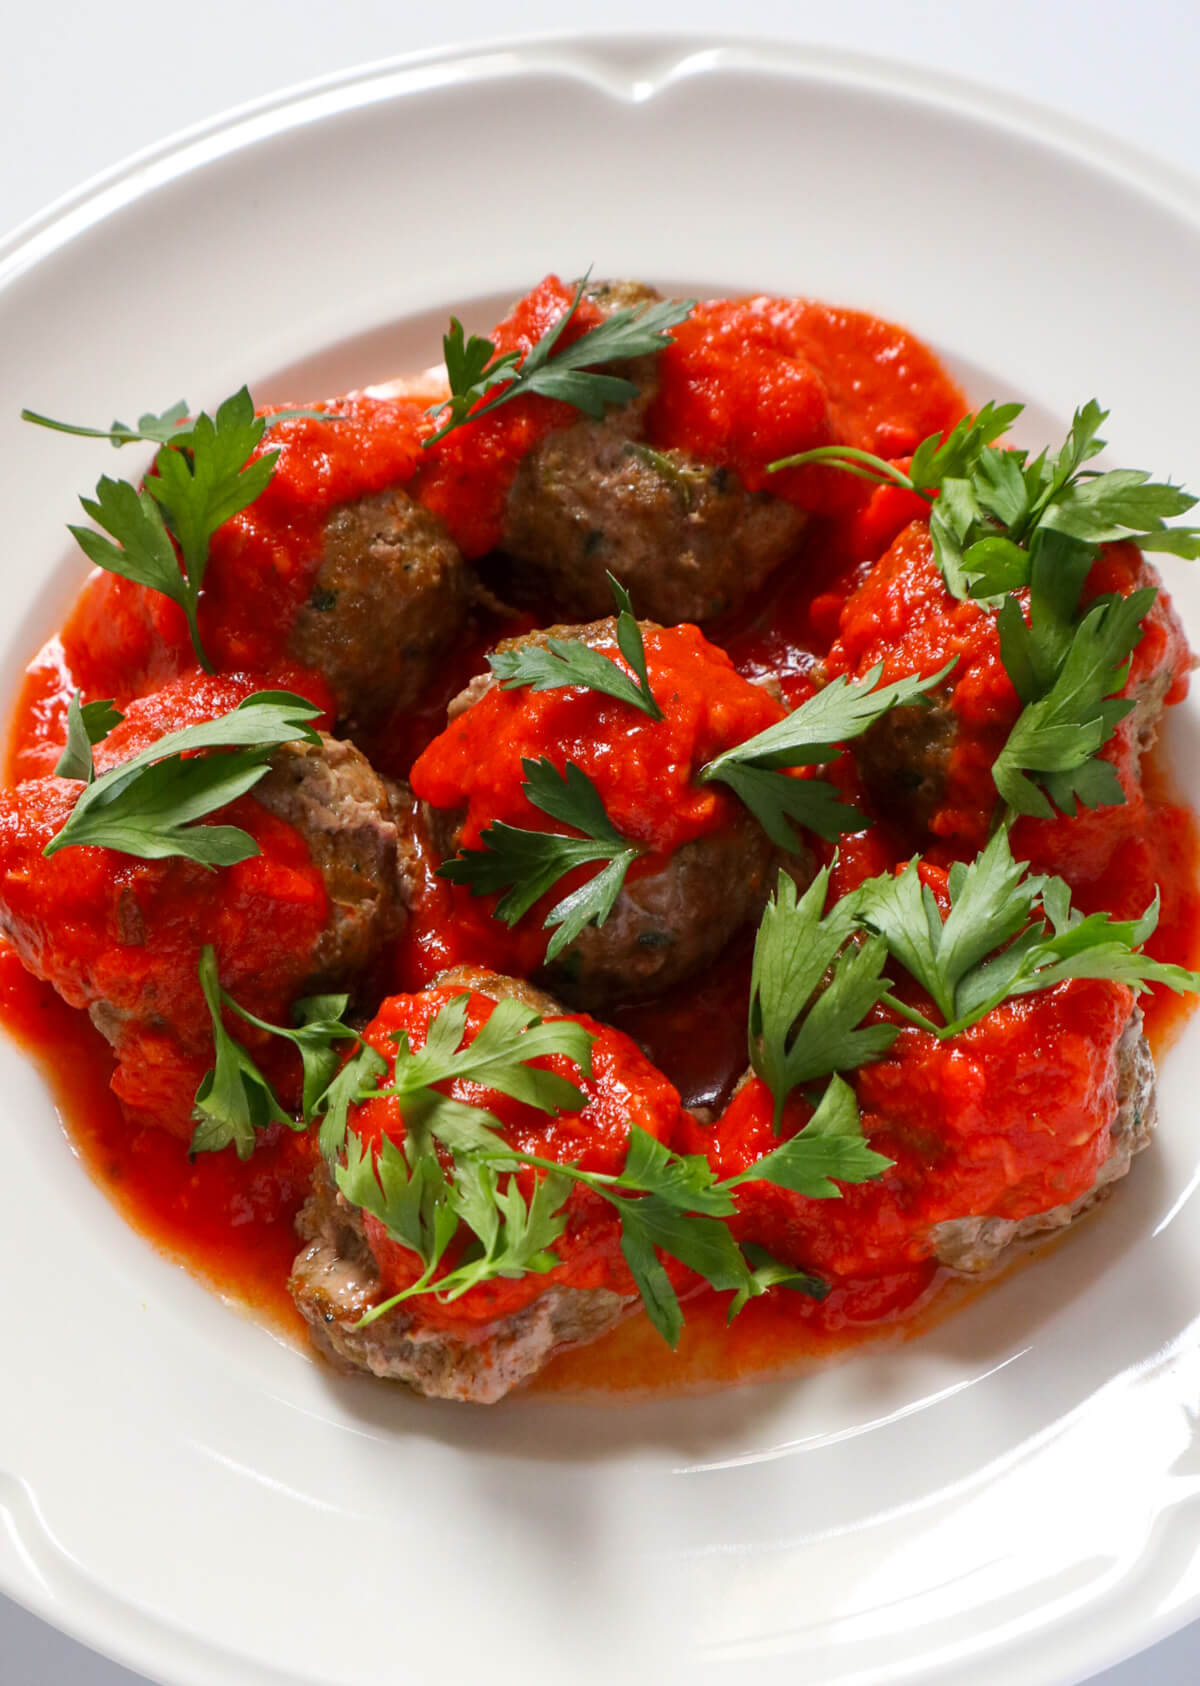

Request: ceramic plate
left=2, top=35, right=1200, bottom=1686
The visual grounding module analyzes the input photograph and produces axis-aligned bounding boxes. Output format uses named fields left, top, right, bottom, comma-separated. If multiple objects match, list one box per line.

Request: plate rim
left=3, top=30, right=1200, bottom=1686
left=2, top=29, right=1199, bottom=291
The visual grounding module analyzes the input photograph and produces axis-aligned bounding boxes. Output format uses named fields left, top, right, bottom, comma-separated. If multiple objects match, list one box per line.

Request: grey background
left=2, top=3, right=1198, bottom=1682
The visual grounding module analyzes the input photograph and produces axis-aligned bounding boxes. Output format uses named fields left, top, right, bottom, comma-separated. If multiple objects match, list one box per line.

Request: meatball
left=290, top=1164, right=628, bottom=1404
left=702, top=974, right=1151, bottom=1292
left=286, top=486, right=468, bottom=733
left=411, top=618, right=802, bottom=1008
left=500, top=280, right=808, bottom=624
left=57, top=394, right=470, bottom=735
left=929, top=1007, right=1155, bottom=1271
left=253, top=731, right=418, bottom=989
left=288, top=968, right=689, bottom=1402
left=0, top=673, right=414, bottom=1136
left=503, top=414, right=809, bottom=625
left=828, top=521, right=1191, bottom=851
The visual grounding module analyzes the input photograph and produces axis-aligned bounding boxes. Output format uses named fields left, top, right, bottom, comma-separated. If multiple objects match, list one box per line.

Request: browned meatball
left=292, top=1155, right=628, bottom=1404
left=289, top=966, right=685, bottom=1402
left=424, top=618, right=802, bottom=1011
left=254, top=732, right=419, bottom=992
left=929, top=1008, right=1155, bottom=1271
left=0, top=676, right=420, bottom=1139
left=288, top=488, right=468, bottom=733
left=854, top=690, right=958, bottom=835
left=501, top=281, right=807, bottom=624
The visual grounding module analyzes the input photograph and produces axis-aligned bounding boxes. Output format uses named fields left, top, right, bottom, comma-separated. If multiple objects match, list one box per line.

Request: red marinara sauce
left=350, top=985, right=690, bottom=1331
left=1, top=281, right=1197, bottom=1394
left=404, top=621, right=784, bottom=980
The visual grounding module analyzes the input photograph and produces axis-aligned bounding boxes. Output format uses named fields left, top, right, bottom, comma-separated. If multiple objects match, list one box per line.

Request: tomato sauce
left=3, top=276, right=1198, bottom=1399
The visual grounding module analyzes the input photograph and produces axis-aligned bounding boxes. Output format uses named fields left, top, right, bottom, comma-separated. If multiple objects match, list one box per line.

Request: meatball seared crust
left=287, top=486, right=468, bottom=733
left=504, top=410, right=808, bottom=625
left=0, top=673, right=416, bottom=1136
left=412, top=617, right=803, bottom=1007
left=700, top=977, right=1154, bottom=1293
left=501, top=281, right=809, bottom=624
left=289, top=967, right=691, bottom=1402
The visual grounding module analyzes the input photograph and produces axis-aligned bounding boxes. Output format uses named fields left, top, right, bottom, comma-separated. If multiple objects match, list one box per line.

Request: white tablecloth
left=2, top=3, right=1198, bottom=1682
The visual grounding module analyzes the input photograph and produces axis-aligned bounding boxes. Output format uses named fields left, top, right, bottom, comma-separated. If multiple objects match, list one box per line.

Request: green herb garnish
left=45, top=690, right=323, bottom=866
left=22, top=398, right=331, bottom=450
left=487, top=573, right=664, bottom=721
left=190, top=944, right=379, bottom=1160
left=437, top=757, right=644, bottom=962
left=53, top=691, right=123, bottom=782
left=698, top=663, right=953, bottom=848
left=855, top=826, right=1200, bottom=1039
left=424, top=278, right=694, bottom=446
left=769, top=400, right=1199, bottom=600
left=990, top=535, right=1155, bottom=818
left=748, top=867, right=900, bottom=1132
left=25, top=388, right=336, bottom=672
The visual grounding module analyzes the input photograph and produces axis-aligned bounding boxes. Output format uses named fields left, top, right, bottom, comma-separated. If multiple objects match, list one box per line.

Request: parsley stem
left=183, top=602, right=215, bottom=675
left=878, top=992, right=944, bottom=1036
left=766, top=445, right=928, bottom=496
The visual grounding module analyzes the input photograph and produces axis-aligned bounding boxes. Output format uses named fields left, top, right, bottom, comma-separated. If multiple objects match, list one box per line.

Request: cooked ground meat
left=854, top=689, right=958, bottom=834
left=0, top=675, right=419, bottom=1135
left=545, top=815, right=780, bottom=1009
left=253, top=733, right=419, bottom=991
left=427, top=618, right=795, bottom=1009
left=930, top=1008, right=1155, bottom=1271
left=501, top=280, right=807, bottom=624
left=503, top=418, right=809, bottom=625
left=288, top=487, right=468, bottom=733
left=289, top=967, right=686, bottom=1401
left=291, top=1155, right=628, bottom=1404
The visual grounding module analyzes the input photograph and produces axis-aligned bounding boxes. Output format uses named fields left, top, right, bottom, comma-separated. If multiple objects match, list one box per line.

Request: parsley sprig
left=769, top=400, right=1199, bottom=600
left=487, top=573, right=664, bottom=721
left=438, top=757, right=644, bottom=962
left=22, top=398, right=330, bottom=450
left=748, top=868, right=900, bottom=1131
left=25, top=388, right=334, bottom=672
left=53, top=691, right=124, bottom=781
left=45, top=690, right=323, bottom=867
left=698, top=663, right=953, bottom=848
left=350, top=1097, right=878, bottom=1346
left=336, top=991, right=886, bottom=1346
left=775, top=402, right=1199, bottom=821
left=191, top=944, right=379, bottom=1160
left=338, top=1133, right=569, bottom=1307
left=423, top=278, right=694, bottom=446
left=855, top=827, right=1200, bottom=1039
left=991, top=536, right=1155, bottom=817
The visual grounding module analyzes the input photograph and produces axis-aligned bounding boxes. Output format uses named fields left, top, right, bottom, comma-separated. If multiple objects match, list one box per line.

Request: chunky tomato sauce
left=3, top=277, right=1198, bottom=1398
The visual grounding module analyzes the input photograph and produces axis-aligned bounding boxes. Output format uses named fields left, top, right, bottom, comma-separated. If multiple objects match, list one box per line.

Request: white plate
left=3, top=35, right=1200, bottom=1686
